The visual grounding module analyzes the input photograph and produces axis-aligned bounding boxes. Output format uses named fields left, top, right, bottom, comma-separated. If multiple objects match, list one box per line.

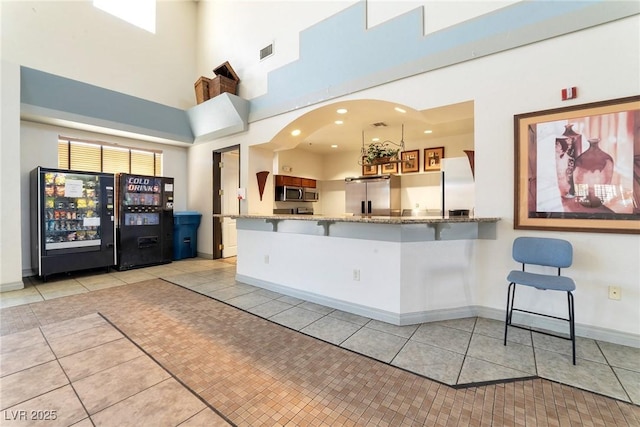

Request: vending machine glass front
left=43, top=172, right=102, bottom=250
left=123, top=177, right=162, bottom=226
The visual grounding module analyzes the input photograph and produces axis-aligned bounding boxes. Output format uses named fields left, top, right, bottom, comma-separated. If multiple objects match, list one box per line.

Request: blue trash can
left=173, top=211, right=202, bottom=260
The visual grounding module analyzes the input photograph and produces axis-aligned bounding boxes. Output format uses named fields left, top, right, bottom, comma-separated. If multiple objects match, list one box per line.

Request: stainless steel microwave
left=303, top=187, right=319, bottom=202
left=276, top=186, right=319, bottom=202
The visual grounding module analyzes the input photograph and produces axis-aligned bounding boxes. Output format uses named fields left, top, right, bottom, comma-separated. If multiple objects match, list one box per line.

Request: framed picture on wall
left=362, top=158, right=378, bottom=176
left=381, top=161, right=398, bottom=174
left=424, top=147, right=445, bottom=171
left=400, top=150, right=419, bottom=173
left=514, top=95, right=640, bottom=234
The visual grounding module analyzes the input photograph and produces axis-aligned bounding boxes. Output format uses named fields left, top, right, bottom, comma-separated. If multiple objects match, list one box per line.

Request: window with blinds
left=58, top=138, right=162, bottom=176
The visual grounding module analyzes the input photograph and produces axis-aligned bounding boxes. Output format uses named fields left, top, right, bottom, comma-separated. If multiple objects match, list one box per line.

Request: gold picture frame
left=514, top=95, right=640, bottom=234
left=424, top=147, right=444, bottom=171
left=381, top=161, right=398, bottom=174
left=400, top=150, right=419, bottom=173
left=362, top=158, right=378, bottom=176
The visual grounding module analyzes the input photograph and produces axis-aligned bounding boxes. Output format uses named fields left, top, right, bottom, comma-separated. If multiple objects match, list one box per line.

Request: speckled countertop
left=218, top=214, right=500, bottom=224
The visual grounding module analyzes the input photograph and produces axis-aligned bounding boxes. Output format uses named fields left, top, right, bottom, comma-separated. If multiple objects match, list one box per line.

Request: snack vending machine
left=31, top=167, right=116, bottom=280
left=116, top=174, right=174, bottom=270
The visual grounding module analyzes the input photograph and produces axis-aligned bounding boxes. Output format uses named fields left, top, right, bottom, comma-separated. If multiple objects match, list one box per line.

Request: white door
left=221, top=151, right=239, bottom=258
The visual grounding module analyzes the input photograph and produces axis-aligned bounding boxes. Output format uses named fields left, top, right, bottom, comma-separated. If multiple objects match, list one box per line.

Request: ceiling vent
left=260, top=43, right=274, bottom=61
left=371, top=122, right=388, bottom=127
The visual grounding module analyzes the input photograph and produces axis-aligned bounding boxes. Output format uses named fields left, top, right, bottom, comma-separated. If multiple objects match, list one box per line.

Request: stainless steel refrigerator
left=345, top=175, right=401, bottom=216
left=31, top=167, right=116, bottom=280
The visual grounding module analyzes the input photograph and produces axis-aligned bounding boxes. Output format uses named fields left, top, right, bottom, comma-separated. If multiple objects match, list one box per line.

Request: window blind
left=57, top=138, right=162, bottom=176
left=103, top=145, right=130, bottom=174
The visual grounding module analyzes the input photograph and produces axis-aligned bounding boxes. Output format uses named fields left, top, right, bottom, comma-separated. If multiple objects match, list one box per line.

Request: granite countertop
left=219, top=213, right=500, bottom=224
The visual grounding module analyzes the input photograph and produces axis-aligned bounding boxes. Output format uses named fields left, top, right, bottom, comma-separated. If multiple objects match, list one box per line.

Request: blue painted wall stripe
left=20, top=66, right=194, bottom=143
left=249, top=0, right=639, bottom=122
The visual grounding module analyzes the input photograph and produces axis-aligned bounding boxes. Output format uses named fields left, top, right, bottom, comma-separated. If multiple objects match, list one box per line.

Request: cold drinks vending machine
left=116, top=174, right=174, bottom=270
left=31, top=167, right=116, bottom=280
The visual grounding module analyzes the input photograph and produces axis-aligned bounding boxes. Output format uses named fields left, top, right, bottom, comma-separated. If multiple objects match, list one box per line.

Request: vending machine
left=116, top=173, right=174, bottom=270
left=31, top=167, right=116, bottom=280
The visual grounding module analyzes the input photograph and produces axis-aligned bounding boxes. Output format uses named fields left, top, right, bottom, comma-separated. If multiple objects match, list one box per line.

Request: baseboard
left=236, top=274, right=404, bottom=324
left=399, top=306, right=479, bottom=326
left=476, top=306, right=640, bottom=349
left=0, top=280, right=25, bottom=292
left=196, top=252, right=214, bottom=260
left=237, top=274, right=640, bottom=348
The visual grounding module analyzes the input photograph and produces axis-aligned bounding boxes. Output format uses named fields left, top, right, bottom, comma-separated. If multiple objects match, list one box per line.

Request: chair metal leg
left=504, top=282, right=515, bottom=346
left=568, top=291, right=575, bottom=365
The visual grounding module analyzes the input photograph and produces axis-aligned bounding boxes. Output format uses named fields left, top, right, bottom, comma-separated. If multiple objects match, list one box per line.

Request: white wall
left=190, top=15, right=640, bottom=339
left=2, top=0, right=197, bottom=109
left=274, top=149, right=323, bottom=180
left=0, top=61, right=23, bottom=291
left=196, top=0, right=515, bottom=100
left=196, top=0, right=356, bottom=100
left=19, top=121, right=188, bottom=275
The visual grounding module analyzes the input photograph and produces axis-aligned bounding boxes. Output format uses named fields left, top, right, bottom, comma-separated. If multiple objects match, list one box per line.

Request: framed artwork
left=514, top=95, right=640, bottom=234
left=362, top=158, right=378, bottom=176
left=424, top=147, right=445, bottom=171
left=381, top=161, right=398, bottom=174
left=400, top=150, right=420, bottom=173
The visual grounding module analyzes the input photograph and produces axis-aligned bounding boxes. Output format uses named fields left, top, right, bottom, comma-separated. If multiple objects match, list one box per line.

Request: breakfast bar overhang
left=227, top=214, right=501, bottom=326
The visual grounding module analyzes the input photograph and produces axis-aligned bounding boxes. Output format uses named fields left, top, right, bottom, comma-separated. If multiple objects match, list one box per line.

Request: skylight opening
left=94, top=0, right=156, bottom=34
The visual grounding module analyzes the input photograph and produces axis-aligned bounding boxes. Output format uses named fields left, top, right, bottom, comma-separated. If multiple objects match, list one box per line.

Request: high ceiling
left=268, top=99, right=474, bottom=155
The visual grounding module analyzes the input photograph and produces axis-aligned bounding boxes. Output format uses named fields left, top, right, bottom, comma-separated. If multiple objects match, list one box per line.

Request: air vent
left=260, top=43, right=274, bottom=60
left=371, top=122, right=388, bottom=127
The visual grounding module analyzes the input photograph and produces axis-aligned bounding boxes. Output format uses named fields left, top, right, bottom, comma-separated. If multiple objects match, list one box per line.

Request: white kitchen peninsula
left=226, top=214, right=500, bottom=326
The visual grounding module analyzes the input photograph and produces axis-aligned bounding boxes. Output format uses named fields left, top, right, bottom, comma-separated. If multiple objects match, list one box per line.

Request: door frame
left=212, top=145, right=240, bottom=259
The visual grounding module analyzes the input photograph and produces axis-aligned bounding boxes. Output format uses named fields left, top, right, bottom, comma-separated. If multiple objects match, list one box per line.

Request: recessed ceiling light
left=291, top=129, right=301, bottom=136
left=423, top=130, right=433, bottom=134
left=334, top=120, right=344, bottom=125
left=372, top=137, right=380, bottom=142
left=336, top=108, right=348, bottom=114
left=394, top=107, right=406, bottom=113
left=331, top=144, right=338, bottom=148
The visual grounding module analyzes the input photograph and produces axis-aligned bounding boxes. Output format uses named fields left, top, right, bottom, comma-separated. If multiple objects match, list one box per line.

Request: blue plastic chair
left=504, top=237, right=576, bottom=364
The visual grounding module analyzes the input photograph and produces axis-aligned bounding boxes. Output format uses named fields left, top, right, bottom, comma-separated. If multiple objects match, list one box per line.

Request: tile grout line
left=594, top=340, right=633, bottom=404
left=97, top=311, right=237, bottom=427
left=37, top=324, right=94, bottom=426
left=454, top=317, right=478, bottom=385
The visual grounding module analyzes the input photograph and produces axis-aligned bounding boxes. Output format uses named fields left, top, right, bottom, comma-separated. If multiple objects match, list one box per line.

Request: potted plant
left=365, top=141, right=400, bottom=165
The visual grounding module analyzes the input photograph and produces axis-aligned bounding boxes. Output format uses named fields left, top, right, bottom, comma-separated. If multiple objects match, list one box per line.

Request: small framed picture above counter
left=381, top=162, right=398, bottom=174
left=400, top=150, right=419, bottom=173
left=424, top=147, right=445, bottom=171
left=362, top=158, right=378, bottom=176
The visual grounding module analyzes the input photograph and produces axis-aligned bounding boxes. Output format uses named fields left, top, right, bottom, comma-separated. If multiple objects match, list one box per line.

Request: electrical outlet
left=608, top=286, right=621, bottom=300
left=352, top=269, right=360, bottom=281
left=264, top=255, right=269, bottom=264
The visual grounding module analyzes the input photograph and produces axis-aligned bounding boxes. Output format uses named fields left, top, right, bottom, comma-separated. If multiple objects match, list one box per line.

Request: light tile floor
left=166, top=266, right=639, bottom=405
left=0, top=257, right=638, bottom=425
left=0, top=312, right=227, bottom=426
